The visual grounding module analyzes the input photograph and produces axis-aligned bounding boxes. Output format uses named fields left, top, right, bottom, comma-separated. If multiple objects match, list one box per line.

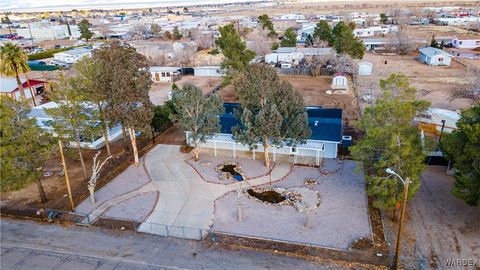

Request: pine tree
left=73, top=57, right=113, bottom=157
left=351, top=73, right=431, bottom=210
left=46, top=74, right=98, bottom=181
left=233, top=64, right=311, bottom=167
left=258, top=14, right=277, bottom=38
left=216, top=24, right=256, bottom=71
left=94, top=41, right=154, bottom=166
left=280, top=27, right=297, bottom=47
left=173, top=26, right=183, bottom=40
left=78, top=18, right=94, bottom=41
left=0, top=97, right=54, bottom=203
left=332, top=21, right=365, bottom=59
left=440, top=104, right=480, bottom=206
left=171, top=84, right=224, bottom=161
left=430, top=34, right=439, bottom=48
left=313, top=20, right=334, bottom=46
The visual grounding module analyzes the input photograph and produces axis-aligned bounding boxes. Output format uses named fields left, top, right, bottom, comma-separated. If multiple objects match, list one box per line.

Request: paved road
left=0, top=219, right=351, bottom=270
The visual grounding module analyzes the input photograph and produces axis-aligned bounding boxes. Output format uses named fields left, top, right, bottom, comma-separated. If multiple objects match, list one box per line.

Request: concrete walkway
left=137, top=144, right=292, bottom=239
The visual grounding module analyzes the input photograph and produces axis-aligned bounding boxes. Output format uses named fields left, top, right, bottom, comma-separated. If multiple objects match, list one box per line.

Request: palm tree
left=0, top=42, right=30, bottom=100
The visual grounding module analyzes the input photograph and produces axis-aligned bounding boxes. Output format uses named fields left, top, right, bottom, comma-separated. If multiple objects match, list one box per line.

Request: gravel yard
left=212, top=160, right=371, bottom=250
left=186, top=154, right=271, bottom=184
left=102, top=191, right=158, bottom=222
left=75, top=159, right=150, bottom=215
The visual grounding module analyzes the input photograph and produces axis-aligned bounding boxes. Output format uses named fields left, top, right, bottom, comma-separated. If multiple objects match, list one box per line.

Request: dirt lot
left=0, top=137, right=151, bottom=211
left=384, top=166, right=480, bottom=269
left=360, top=52, right=476, bottom=111
left=219, top=74, right=360, bottom=127
left=149, top=75, right=222, bottom=105
left=219, top=0, right=476, bottom=18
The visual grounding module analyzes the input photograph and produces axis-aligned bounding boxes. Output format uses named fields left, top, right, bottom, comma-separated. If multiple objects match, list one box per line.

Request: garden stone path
left=137, top=144, right=292, bottom=240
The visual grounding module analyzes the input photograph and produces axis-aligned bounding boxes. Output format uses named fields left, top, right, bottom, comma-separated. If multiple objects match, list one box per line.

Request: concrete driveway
left=138, top=145, right=292, bottom=239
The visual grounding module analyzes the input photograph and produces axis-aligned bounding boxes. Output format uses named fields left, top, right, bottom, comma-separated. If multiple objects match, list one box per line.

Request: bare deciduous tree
left=88, top=151, right=112, bottom=204
left=173, top=42, right=197, bottom=67
left=307, top=53, right=334, bottom=77
left=97, top=24, right=110, bottom=39
left=332, top=53, right=357, bottom=75
left=192, top=30, right=215, bottom=50
left=387, top=28, right=416, bottom=55
left=246, top=28, right=272, bottom=57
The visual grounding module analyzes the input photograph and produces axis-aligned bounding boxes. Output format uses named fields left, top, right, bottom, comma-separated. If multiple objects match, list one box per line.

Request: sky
left=1, top=0, right=262, bottom=12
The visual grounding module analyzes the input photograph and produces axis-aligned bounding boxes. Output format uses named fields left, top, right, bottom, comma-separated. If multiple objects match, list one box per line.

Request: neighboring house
left=53, top=47, right=92, bottom=64
left=193, top=66, right=224, bottom=77
left=452, top=36, right=480, bottom=49
left=353, top=25, right=398, bottom=37
left=150, top=67, right=182, bottom=82
left=418, top=47, right=452, bottom=66
left=28, top=101, right=123, bottom=149
left=296, top=47, right=334, bottom=57
left=416, top=108, right=460, bottom=135
left=265, top=47, right=331, bottom=64
left=186, top=103, right=348, bottom=165
left=0, top=77, right=47, bottom=100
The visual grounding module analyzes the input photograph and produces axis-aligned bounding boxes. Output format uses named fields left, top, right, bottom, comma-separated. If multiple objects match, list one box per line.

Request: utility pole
left=394, top=176, right=410, bottom=270
left=59, top=140, right=75, bottom=211
left=386, top=168, right=410, bottom=270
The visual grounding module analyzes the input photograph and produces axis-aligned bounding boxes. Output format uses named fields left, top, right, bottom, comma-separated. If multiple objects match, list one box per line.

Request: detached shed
left=418, top=47, right=452, bottom=66
left=193, top=66, right=224, bottom=77
left=358, top=61, right=373, bottom=76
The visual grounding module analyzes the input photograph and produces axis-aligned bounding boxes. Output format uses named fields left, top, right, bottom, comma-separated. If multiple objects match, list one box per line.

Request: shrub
left=28, top=47, right=74, bottom=61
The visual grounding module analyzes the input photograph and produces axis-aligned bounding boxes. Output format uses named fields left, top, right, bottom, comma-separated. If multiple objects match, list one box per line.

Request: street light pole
left=386, top=168, right=410, bottom=270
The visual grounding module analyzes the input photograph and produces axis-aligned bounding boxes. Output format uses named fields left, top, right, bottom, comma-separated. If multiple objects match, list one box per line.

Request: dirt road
left=408, top=166, right=480, bottom=269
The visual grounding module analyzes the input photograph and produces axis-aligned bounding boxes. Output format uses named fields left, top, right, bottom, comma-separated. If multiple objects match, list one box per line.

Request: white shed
left=358, top=61, right=373, bottom=76
left=332, top=75, right=348, bottom=90
left=193, top=66, right=224, bottom=77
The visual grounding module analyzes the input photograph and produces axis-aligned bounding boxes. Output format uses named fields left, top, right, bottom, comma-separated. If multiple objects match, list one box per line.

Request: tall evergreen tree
left=73, top=57, right=113, bottom=157
left=233, top=64, right=311, bottom=167
left=94, top=41, right=154, bottom=166
left=440, top=104, right=480, bottom=206
left=430, top=34, right=439, bottom=48
left=46, top=74, right=97, bottom=181
left=332, top=21, right=365, bottom=59
left=280, top=27, right=297, bottom=47
left=351, top=73, right=431, bottom=211
left=173, top=26, right=183, bottom=40
left=78, top=18, right=94, bottom=41
left=313, top=20, right=334, bottom=46
left=0, top=97, right=54, bottom=203
left=216, top=23, right=256, bottom=71
left=171, top=84, right=224, bottom=161
left=258, top=14, right=277, bottom=38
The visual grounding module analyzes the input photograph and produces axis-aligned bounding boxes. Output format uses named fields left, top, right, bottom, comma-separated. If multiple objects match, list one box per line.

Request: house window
left=476, top=41, right=480, bottom=46
left=438, top=58, right=444, bottom=61
left=291, top=147, right=297, bottom=153
left=459, top=41, right=463, bottom=45
left=166, top=72, right=170, bottom=77
left=161, top=72, right=166, bottom=77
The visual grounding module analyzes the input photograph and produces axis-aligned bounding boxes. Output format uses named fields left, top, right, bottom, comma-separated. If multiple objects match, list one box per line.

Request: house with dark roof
left=186, top=103, right=347, bottom=165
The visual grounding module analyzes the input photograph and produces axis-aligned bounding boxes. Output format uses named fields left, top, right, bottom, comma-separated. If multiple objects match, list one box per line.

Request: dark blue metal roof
left=219, top=103, right=343, bottom=142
